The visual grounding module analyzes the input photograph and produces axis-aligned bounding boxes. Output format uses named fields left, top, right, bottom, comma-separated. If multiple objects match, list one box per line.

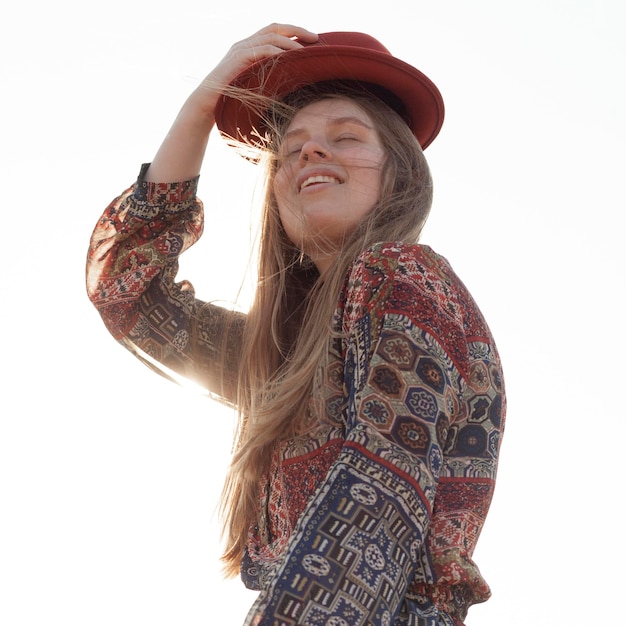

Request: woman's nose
left=300, top=139, right=330, bottom=162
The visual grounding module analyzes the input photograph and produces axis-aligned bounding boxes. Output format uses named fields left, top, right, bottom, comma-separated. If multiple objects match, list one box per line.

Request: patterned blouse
left=86, top=168, right=506, bottom=626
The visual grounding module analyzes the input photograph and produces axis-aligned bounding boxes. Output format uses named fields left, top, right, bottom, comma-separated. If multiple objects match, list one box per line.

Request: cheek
left=357, top=167, right=383, bottom=210
left=275, top=195, right=301, bottom=247
left=273, top=165, right=293, bottom=203
left=274, top=167, right=301, bottom=237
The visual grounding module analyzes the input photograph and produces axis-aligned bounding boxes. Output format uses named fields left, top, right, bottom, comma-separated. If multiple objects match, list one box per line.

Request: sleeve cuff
left=132, top=162, right=200, bottom=206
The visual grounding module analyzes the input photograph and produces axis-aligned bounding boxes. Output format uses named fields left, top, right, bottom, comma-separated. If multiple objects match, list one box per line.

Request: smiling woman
left=86, top=24, right=506, bottom=626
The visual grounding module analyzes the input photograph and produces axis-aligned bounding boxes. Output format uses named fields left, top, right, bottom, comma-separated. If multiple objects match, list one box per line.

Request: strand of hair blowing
left=218, top=86, right=433, bottom=577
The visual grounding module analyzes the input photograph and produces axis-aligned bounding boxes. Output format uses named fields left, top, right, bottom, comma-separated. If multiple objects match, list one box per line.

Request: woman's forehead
left=284, top=97, right=373, bottom=131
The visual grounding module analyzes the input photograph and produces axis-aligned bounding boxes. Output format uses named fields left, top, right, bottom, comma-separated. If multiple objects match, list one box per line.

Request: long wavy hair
left=218, top=80, right=434, bottom=577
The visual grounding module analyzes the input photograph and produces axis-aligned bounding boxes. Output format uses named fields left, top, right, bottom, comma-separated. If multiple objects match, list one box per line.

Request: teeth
left=300, top=175, right=340, bottom=191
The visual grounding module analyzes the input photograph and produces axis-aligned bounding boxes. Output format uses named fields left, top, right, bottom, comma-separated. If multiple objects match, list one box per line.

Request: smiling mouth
left=299, top=175, right=342, bottom=192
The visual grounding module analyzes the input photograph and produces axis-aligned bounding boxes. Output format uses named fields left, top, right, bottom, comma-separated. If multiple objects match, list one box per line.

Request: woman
left=87, top=24, right=506, bottom=626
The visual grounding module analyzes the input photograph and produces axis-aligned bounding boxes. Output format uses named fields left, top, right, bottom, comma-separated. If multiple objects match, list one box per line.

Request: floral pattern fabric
left=86, top=170, right=506, bottom=626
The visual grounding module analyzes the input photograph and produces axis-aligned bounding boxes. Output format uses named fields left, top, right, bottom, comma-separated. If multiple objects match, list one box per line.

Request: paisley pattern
left=86, top=170, right=506, bottom=626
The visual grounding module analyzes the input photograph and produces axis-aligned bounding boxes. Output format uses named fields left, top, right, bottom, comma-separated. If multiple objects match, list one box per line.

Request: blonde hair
left=218, top=81, right=434, bottom=577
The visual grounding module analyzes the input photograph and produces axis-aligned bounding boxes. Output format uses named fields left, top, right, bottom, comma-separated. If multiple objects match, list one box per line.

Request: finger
left=230, top=27, right=316, bottom=66
left=208, top=26, right=317, bottom=90
left=256, top=23, right=319, bottom=45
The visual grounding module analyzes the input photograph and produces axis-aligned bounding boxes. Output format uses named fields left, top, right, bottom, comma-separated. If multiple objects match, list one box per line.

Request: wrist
left=181, top=86, right=219, bottom=132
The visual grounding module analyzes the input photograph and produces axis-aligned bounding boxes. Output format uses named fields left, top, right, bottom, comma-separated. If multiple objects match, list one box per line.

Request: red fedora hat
left=214, top=31, right=444, bottom=151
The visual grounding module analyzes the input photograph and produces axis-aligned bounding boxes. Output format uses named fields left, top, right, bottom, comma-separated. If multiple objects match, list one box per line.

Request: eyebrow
left=283, top=116, right=375, bottom=142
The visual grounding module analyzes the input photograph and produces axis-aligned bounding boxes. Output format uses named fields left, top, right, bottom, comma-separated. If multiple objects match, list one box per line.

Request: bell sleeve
left=86, top=165, right=244, bottom=402
left=244, top=242, right=505, bottom=626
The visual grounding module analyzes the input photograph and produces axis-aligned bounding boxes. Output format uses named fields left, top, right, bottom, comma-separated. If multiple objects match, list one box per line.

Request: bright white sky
left=2, top=2, right=625, bottom=625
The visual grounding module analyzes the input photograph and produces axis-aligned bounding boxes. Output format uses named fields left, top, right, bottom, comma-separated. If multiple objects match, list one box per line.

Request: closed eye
left=280, top=144, right=303, bottom=159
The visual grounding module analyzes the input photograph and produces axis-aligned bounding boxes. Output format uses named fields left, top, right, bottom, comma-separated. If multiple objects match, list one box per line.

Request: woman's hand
left=195, top=24, right=319, bottom=114
left=144, top=24, right=317, bottom=183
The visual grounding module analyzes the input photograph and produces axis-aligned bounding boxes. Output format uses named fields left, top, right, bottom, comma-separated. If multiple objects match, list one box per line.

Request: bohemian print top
left=86, top=168, right=506, bottom=626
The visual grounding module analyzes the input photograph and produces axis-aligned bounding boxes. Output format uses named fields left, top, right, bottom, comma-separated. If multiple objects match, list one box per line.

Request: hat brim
left=214, top=44, right=444, bottom=151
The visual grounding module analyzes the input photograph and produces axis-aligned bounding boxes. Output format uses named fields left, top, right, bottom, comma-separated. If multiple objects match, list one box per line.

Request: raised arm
left=87, top=25, right=318, bottom=401
left=143, top=24, right=318, bottom=183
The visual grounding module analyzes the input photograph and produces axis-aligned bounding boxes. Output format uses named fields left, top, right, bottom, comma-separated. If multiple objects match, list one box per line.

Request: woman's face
left=273, top=97, right=386, bottom=273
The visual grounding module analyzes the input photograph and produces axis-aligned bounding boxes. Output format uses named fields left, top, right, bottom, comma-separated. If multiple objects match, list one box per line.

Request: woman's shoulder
left=343, top=241, right=458, bottom=324
left=352, top=241, right=456, bottom=285
left=348, top=241, right=494, bottom=346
